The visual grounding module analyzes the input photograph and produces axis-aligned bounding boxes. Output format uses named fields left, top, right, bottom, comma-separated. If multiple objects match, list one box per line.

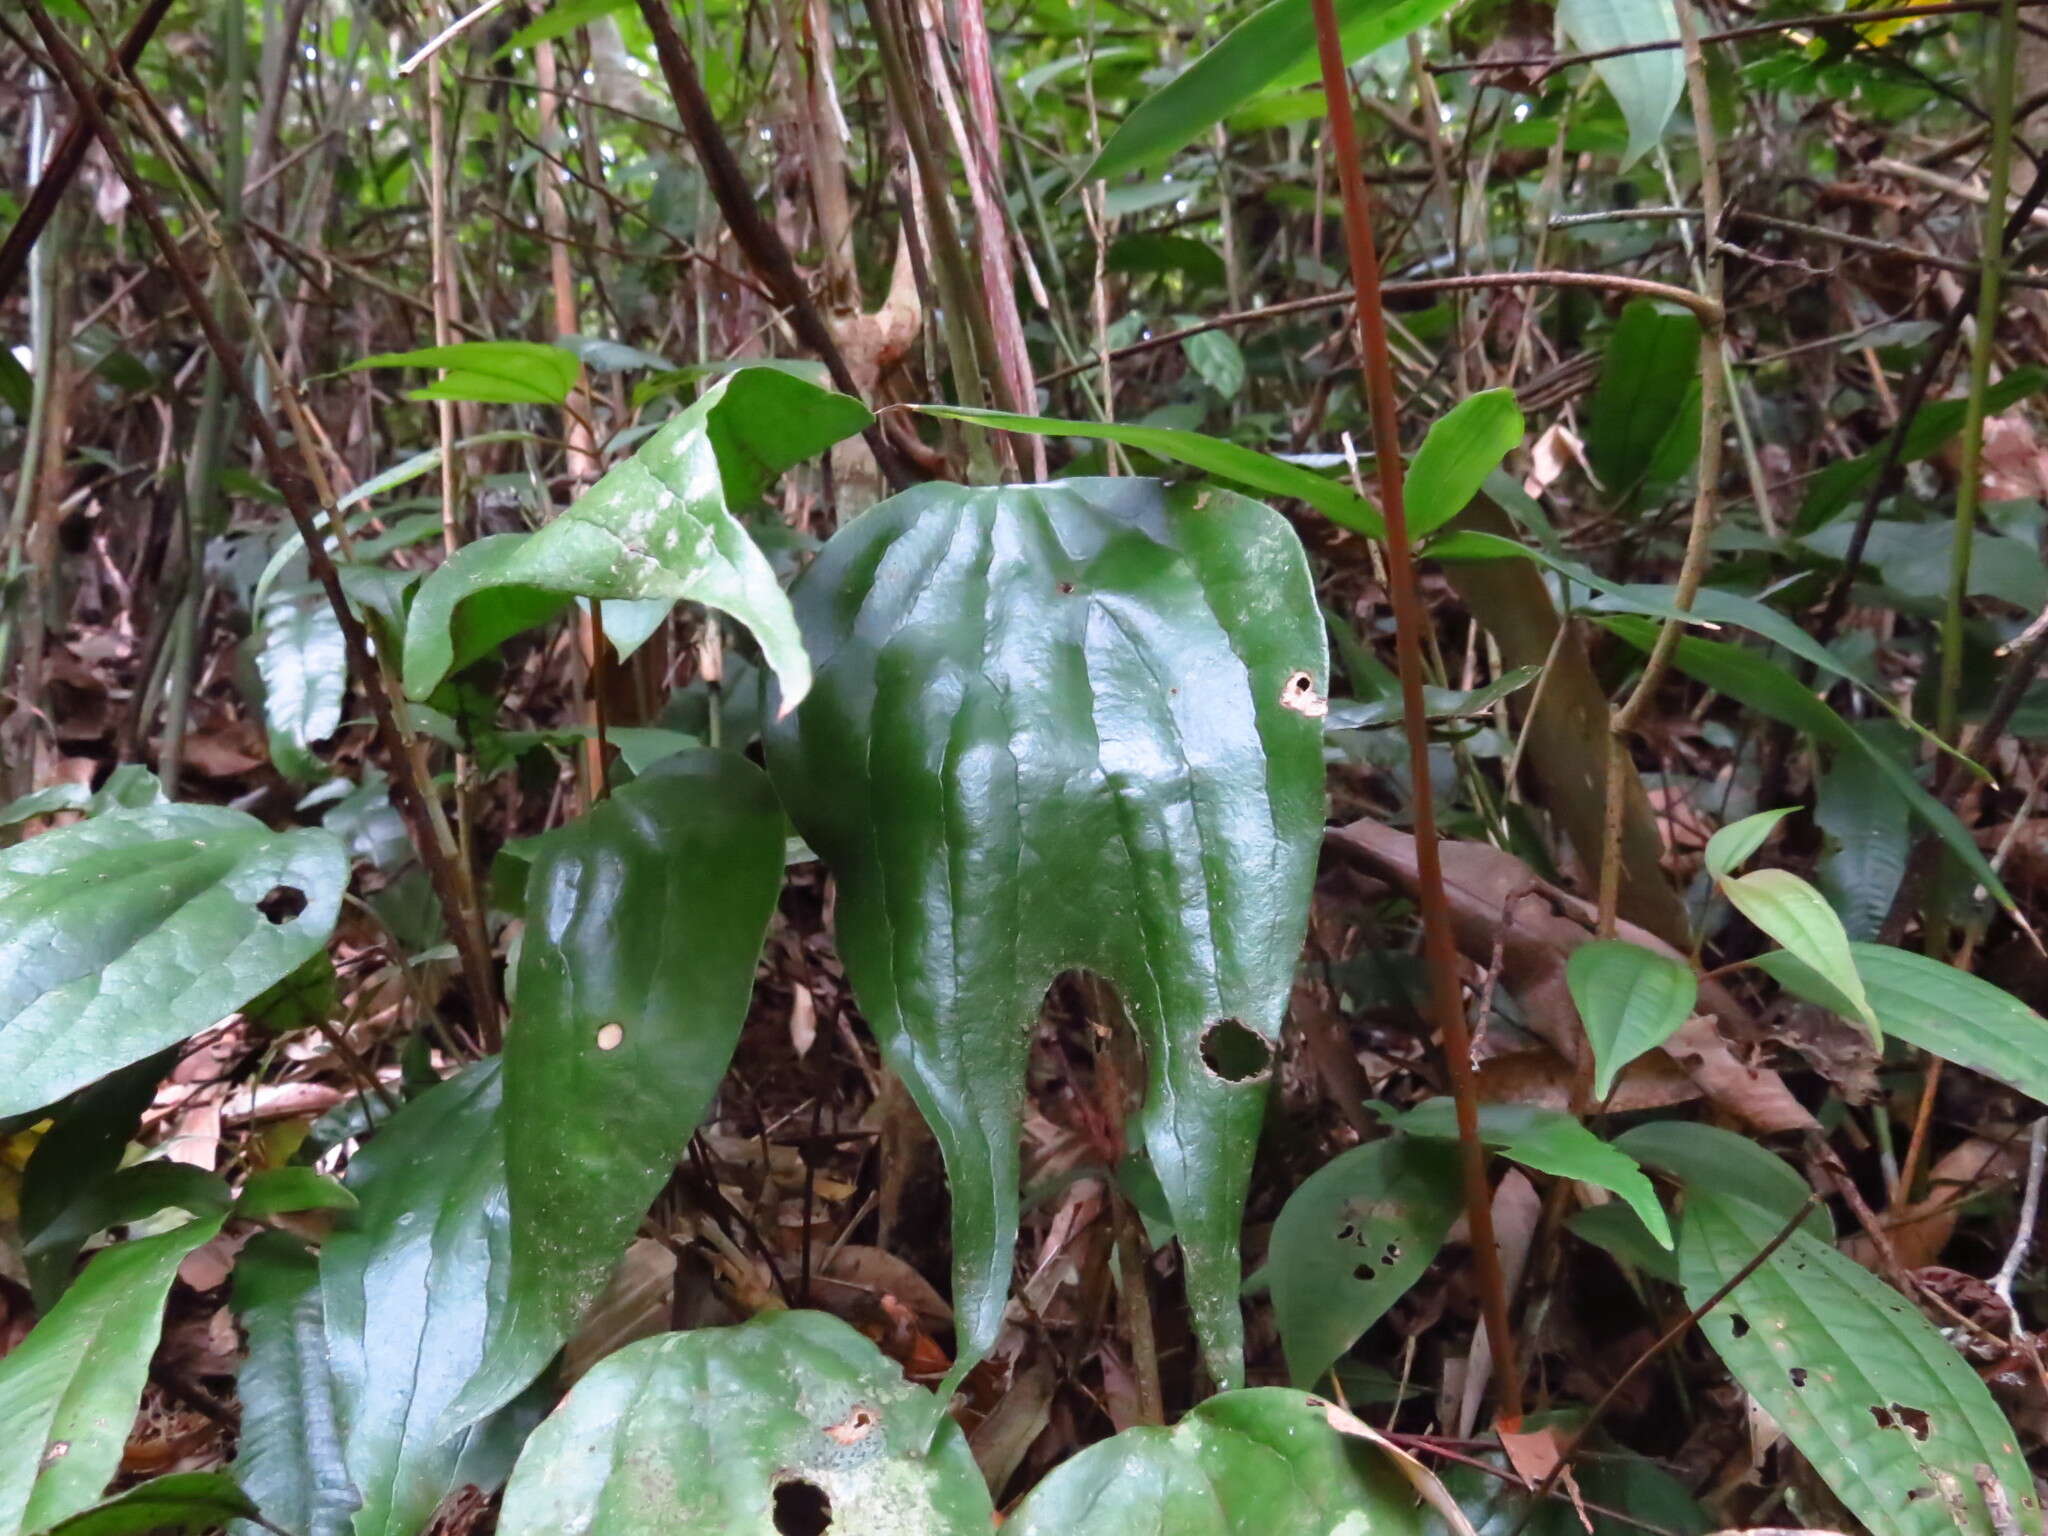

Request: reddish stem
left=1307, top=0, right=1525, bottom=1428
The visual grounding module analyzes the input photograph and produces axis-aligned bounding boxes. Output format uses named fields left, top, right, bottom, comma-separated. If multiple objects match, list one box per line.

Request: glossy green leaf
left=496, top=1312, right=994, bottom=1536
left=1085, top=0, right=1464, bottom=182
left=17, top=1052, right=169, bottom=1296
left=0, top=805, right=347, bottom=1116
left=23, top=1161, right=229, bottom=1308
left=449, top=750, right=784, bottom=1428
left=1324, top=665, right=1538, bottom=731
left=0, top=784, right=90, bottom=828
left=1757, top=942, right=2048, bottom=1106
left=1407, top=389, right=1524, bottom=538
left=1558, top=0, right=1683, bottom=165
left=1815, top=737, right=1912, bottom=942
left=764, top=478, right=1327, bottom=1390
left=1683, top=1192, right=2041, bottom=1536
left=1598, top=615, right=2012, bottom=907
left=1719, top=870, right=1877, bottom=1039
left=1614, top=1121, right=1831, bottom=1240
left=230, top=1232, right=359, bottom=1536
left=0, top=1214, right=227, bottom=1536
left=1585, top=301, right=1699, bottom=504
left=255, top=579, right=347, bottom=779
left=918, top=404, right=1385, bottom=537
left=351, top=342, right=581, bottom=406
left=1566, top=939, right=1699, bottom=1099
left=236, top=1167, right=357, bottom=1219
left=1703, top=805, right=1795, bottom=879
left=1390, top=1101, right=1673, bottom=1248
left=1266, top=1137, right=1464, bottom=1388
left=321, top=1061, right=536, bottom=1536
left=30, top=1474, right=265, bottom=1536
left=402, top=368, right=872, bottom=703
left=1004, top=1388, right=1450, bottom=1536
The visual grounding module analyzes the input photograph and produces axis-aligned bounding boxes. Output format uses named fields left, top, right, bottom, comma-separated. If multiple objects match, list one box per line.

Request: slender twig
left=1310, top=0, right=1523, bottom=1429
left=395, top=0, right=507, bottom=77
left=1991, top=1118, right=2047, bottom=1315
left=20, top=0, right=502, bottom=1043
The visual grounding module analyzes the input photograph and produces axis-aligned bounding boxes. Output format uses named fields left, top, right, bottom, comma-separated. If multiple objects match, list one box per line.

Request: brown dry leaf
left=1525, top=421, right=1591, bottom=499
left=969, top=1353, right=1055, bottom=1497
left=181, top=730, right=267, bottom=779
left=817, top=1242, right=952, bottom=1328
left=1457, top=1168, right=1540, bottom=1438
left=1845, top=1136, right=2020, bottom=1270
left=1319, top=1397, right=1481, bottom=1536
left=1477, top=1045, right=1701, bottom=1113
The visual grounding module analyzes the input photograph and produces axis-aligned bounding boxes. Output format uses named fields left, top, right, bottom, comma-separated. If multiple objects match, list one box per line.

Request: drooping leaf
left=1323, top=665, right=1538, bottom=731
left=255, top=579, right=347, bottom=779
left=17, top=1052, right=171, bottom=1299
left=321, top=1061, right=537, bottom=1536
left=1406, top=389, right=1524, bottom=538
left=448, top=751, right=784, bottom=1429
left=1085, top=0, right=1466, bottom=182
left=1757, top=942, right=2048, bottom=1106
left=1719, top=870, right=1878, bottom=1039
left=1614, top=1121, right=1832, bottom=1240
left=764, top=478, right=1327, bottom=1390
left=351, top=341, right=582, bottom=406
left=1815, top=731, right=1913, bottom=941
left=1004, top=1388, right=1463, bottom=1536
left=29, top=1474, right=264, bottom=1536
left=235, top=1168, right=357, bottom=1219
left=1566, top=940, right=1699, bottom=1099
left=1702, top=805, right=1795, bottom=879
left=917, top=404, right=1385, bottom=536
left=1585, top=300, right=1700, bottom=504
left=402, top=368, right=869, bottom=705
left=1265, top=1137, right=1464, bottom=1388
left=1389, top=1101, right=1673, bottom=1248
left=1683, top=1191, right=2041, bottom=1536
left=0, top=805, right=347, bottom=1115
left=0, top=783, right=90, bottom=828
left=229, top=1233, right=359, bottom=1536
left=0, top=1214, right=227, bottom=1536
left=496, top=1312, right=995, bottom=1536
left=1557, top=0, right=1683, bottom=166
left=22, top=1161, right=230, bottom=1309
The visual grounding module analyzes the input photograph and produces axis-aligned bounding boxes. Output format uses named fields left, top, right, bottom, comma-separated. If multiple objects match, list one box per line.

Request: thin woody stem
left=1308, top=0, right=1524, bottom=1427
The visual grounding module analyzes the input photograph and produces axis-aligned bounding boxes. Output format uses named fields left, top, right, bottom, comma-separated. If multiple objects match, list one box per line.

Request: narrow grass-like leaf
left=497, top=1312, right=994, bottom=1536
left=1720, top=870, right=1877, bottom=1039
left=1407, top=389, right=1524, bottom=537
left=1266, top=1138, right=1463, bottom=1388
left=351, top=342, right=581, bottom=406
left=1683, top=1191, right=2041, bottom=1536
left=1567, top=939, right=1699, bottom=1099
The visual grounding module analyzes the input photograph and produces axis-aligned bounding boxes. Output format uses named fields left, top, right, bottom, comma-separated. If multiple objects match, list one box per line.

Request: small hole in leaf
left=1354, top=1263, right=1377, bottom=1281
left=1871, top=1406, right=1897, bottom=1431
left=772, top=1479, right=832, bottom=1536
left=823, top=1407, right=876, bottom=1445
left=1729, top=1314, right=1750, bottom=1338
left=1890, top=1404, right=1931, bottom=1441
left=1789, top=1368, right=1807, bottom=1388
left=595, top=1023, right=625, bottom=1051
left=1200, top=1019, right=1274, bottom=1082
left=1335, top=1222, right=1357, bottom=1242
left=1279, top=670, right=1328, bottom=718
left=1907, top=1488, right=1934, bottom=1503
left=257, top=885, right=307, bottom=924
left=1382, top=1242, right=1401, bottom=1264
left=1057, top=581, right=1075, bottom=595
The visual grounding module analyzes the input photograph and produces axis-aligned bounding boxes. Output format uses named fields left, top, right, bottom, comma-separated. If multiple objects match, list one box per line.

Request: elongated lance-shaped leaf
left=0, top=805, right=347, bottom=1116
left=32, top=1474, right=266, bottom=1536
left=254, top=578, right=347, bottom=780
left=496, top=1312, right=994, bottom=1536
left=1719, top=869, right=1878, bottom=1038
left=230, top=1233, right=359, bottom=1536
left=764, top=478, right=1327, bottom=1389
left=320, top=1061, right=538, bottom=1536
left=1682, top=1191, right=2041, bottom=1536
left=0, top=1215, right=226, bottom=1536
left=447, top=750, right=785, bottom=1429
left=1003, top=1388, right=1465, bottom=1536
left=1556, top=0, right=1683, bottom=167
left=1406, top=389, right=1525, bottom=538
left=1265, top=1137, right=1464, bottom=1388
left=402, top=367, right=873, bottom=704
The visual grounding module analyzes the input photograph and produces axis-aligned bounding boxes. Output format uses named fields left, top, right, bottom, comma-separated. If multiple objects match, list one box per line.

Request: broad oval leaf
left=1614, top=1121, right=1832, bottom=1241
left=1266, top=1136, right=1464, bottom=1388
left=1683, top=1191, right=2042, bottom=1536
left=351, top=341, right=581, bottom=406
left=321, top=1061, right=537, bottom=1536
left=496, top=1311, right=994, bottom=1536
left=1719, top=869, right=1877, bottom=1038
left=1086, top=0, right=1465, bottom=183
left=0, top=1214, right=227, bottom=1536
left=1585, top=300, right=1699, bottom=506
left=32, top=1474, right=264, bottom=1536
left=1390, top=1101, right=1673, bottom=1249
left=764, top=477, right=1327, bottom=1389
left=1407, top=389, right=1525, bottom=538
left=1702, top=805, right=1795, bottom=880
left=1566, top=939, right=1698, bottom=1099
left=402, top=368, right=874, bottom=705
left=230, top=1233, right=359, bottom=1536
left=255, top=579, right=347, bottom=780
left=449, top=750, right=785, bottom=1428
left=1004, top=1387, right=1460, bottom=1536
left=1556, top=0, right=1682, bottom=167
left=0, top=805, right=347, bottom=1116
left=1756, top=941, right=2048, bottom=1106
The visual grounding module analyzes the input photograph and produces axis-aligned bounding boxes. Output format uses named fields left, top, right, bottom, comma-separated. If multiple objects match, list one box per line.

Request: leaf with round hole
left=495, top=1311, right=995, bottom=1536
left=1683, top=1191, right=2041, bottom=1536
left=763, top=477, right=1327, bottom=1390
left=0, top=805, right=346, bottom=1116
left=446, top=750, right=785, bottom=1430
left=1002, top=1387, right=1469, bottom=1535
left=1264, top=1137, right=1464, bottom=1388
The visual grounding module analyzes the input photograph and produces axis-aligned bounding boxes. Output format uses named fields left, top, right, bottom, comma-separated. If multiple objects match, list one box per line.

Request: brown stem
left=1309, top=0, right=1523, bottom=1428
left=21, top=0, right=502, bottom=1046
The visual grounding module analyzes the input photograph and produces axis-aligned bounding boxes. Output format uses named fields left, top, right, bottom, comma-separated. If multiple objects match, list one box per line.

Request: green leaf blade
left=1566, top=939, right=1699, bottom=1099
left=1720, top=869, right=1877, bottom=1038
left=1557, top=0, right=1683, bottom=166
left=1406, top=389, right=1524, bottom=538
